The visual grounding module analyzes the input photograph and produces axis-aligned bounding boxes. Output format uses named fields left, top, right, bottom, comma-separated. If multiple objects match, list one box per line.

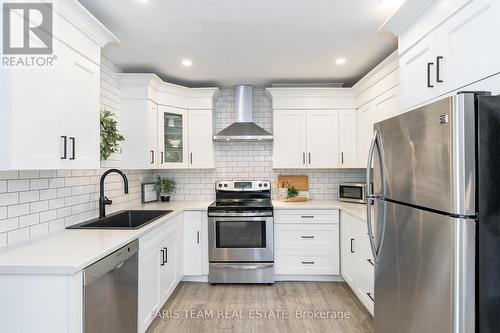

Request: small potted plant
left=153, top=176, right=176, bottom=202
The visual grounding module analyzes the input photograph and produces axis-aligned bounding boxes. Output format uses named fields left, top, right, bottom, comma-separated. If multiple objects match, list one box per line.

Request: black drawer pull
left=367, top=258, right=374, bottom=266
left=350, top=238, right=355, bottom=253
left=60, top=136, right=67, bottom=160
left=367, top=292, right=374, bottom=302
left=301, top=216, right=314, bottom=219
left=164, top=247, right=168, bottom=263
left=436, top=56, right=443, bottom=83
left=301, top=261, right=315, bottom=265
left=427, top=62, right=434, bottom=88
left=69, top=137, right=75, bottom=160
left=301, top=235, right=315, bottom=239
left=160, top=249, right=166, bottom=266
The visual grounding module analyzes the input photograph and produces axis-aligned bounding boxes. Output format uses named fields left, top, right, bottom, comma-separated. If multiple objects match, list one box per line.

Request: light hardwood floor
left=147, top=282, right=373, bottom=333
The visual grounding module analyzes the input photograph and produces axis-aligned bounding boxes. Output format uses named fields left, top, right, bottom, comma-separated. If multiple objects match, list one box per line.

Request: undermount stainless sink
left=66, top=210, right=173, bottom=230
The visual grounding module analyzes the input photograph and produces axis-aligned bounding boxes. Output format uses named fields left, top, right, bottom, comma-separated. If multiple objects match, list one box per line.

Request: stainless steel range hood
left=213, top=85, right=273, bottom=141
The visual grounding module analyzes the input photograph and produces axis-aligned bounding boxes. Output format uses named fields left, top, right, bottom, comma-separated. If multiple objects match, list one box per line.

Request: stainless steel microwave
left=339, top=183, right=369, bottom=204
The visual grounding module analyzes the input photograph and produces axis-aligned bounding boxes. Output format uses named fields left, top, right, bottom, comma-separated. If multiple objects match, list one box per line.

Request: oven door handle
left=212, top=263, right=274, bottom=270
left=208, top=212, right=273, bottom=217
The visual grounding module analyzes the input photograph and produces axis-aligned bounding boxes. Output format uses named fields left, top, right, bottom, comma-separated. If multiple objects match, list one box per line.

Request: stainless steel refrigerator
left=366, top=92, right=500, bottom=333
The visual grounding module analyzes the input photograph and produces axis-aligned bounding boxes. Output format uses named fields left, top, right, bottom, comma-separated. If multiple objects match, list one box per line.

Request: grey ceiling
left=79, top=0, right=398, bottom=87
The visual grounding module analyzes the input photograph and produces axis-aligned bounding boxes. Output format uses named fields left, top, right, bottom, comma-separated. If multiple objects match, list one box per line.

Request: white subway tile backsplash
left=19, top=214, right=40, bottom=228
left=7, top=227, right=30, bottom=244
left=7, top=204, right=30, bottom=218
left=30, top=223, right=49, bottom=238
left=0, top=171, right=19, bottom=180
left=19, top=191, right=40, bottom=203
left=19, top=170, right=40, bottom=179
left=0, top=218, right=19, bottom=233
left=30, top=201, right=49, bottom=214
left=0, top=233, right=6, bottom=246
left=40, top=210, right=57, bottom=223
left=0, top=193, right=18, bottom=206
left=0, top=181, right=6, bottom=193
left=7, top=180, right=30, bottom=192
left=48, top=218, right=65, bottom=232
left=30, top=179, right=49, bottom=190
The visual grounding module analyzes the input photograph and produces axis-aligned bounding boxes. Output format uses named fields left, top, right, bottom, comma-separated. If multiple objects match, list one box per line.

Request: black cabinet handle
left=436, top=56, right=443, bottom=83
left=308, top=152, right=311, bottom=164
left=163, top=247, right=168, bottom=263
left=69, top=137, right=75, bottom=160
left=150, top=150, right=155, bottom=164
left=161, top=152, right=164, bottom=164
left=160, top=249, right=166, bottom=266
left=301, top=235, right=315, bottom=239
left=350, top=238, right=355, bottom=253
left=367, top=292, right=374, bottom=302
left=341, top=152, right=344, bottom=164
left=301, top=261, right=315, bottom=265
left=367, top=258, right=374, bottom=266
left=301, top=215, right=314, bottom=219
left=427, top=62, right=434, bottom=88
left=197, top=231, right=200, bottom=244
left=60, top=136, right=67, bottom=160
left=190, top=153, right=193, bottom=164
left=302, top=152, right=306, bottom=164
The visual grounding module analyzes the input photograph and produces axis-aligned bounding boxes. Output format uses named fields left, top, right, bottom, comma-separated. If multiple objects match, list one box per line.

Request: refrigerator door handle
left=366, top=130, right=387, bottom=264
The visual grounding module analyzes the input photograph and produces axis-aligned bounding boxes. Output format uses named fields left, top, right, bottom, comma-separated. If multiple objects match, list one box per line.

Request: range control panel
left=215, top=180, right=271, bottom=191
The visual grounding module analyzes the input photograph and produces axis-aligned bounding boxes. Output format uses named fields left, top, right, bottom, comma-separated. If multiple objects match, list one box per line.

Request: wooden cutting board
left=277, top=175, right=309, bottom=191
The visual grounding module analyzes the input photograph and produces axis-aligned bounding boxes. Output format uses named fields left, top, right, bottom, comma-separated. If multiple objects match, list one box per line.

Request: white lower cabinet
left=138, top=214, right=183, bottom=333
left=274, top=210, right=340, bottom=277
left=340, top=211, right=374, bottom=315
left=183, top=211, right=210, bottom=276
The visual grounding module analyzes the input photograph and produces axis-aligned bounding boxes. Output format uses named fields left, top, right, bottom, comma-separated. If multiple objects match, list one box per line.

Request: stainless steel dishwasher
left=83, top=239, right=139, bottom=333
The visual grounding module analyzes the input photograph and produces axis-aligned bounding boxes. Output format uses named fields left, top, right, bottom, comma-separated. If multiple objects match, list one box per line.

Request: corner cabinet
left=158, top=106, right=189, bottom=168
left=0, top=1, right=118, bottom=170
left=118, top=74, right=219, bottom=170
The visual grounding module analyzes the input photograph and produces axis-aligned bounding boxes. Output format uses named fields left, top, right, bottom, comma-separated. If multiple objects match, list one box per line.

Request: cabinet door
left=340, top=214, right=357, bottom=287
left=138, top=248, right=160, bottom=333
left=183, top=211, right=202, bottom=276
left=59, top=45, right=100, bottom=169
left=272, top=110, right=307, bottom=168
left=375, top=86, right=400, bottom=122
left=159, top=232, right=177, bottom=302
left=188, top=110, right=214, bottom=168
left=356, top=102, right=377, bottom=168
left=306, top=110, right=339, bottom=168
left=399, top=33, right=438, bottom=110
left=439, top=0, right=500, bottom=93
left=158, top=106, right=188, bottom=169
left=338, top=110, right=357, bottom=168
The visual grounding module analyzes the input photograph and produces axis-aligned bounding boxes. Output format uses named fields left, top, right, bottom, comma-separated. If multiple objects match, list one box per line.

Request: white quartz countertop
left=0, top=201, right=211, bottom=276
left=0, top=200, right=369, bottom=276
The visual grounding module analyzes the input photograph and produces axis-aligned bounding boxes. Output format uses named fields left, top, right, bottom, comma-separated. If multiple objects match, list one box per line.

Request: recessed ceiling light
left=181, top=59, right=193, bottom=67
left=335, top=58, right=347, bottom=65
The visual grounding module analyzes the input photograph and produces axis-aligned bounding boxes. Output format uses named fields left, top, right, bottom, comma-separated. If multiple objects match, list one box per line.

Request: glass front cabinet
left=158, top=105, right=189, bottom=168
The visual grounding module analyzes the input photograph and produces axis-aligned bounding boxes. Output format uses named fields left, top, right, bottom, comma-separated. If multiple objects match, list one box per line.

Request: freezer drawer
left=374, top=200, right=475, bottom=333
left=373, top=93, right=476, bottom=215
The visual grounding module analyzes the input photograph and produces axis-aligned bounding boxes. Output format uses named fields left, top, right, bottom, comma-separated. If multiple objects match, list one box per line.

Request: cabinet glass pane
left=163, top=113, right=183, bottom=163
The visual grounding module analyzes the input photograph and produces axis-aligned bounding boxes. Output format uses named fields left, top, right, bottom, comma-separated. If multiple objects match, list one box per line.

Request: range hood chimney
left=213, top=85, right=273, bottom=141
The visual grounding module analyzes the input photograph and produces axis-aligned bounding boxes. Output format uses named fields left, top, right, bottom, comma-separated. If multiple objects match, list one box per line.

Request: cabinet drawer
left=275, top=210, right=339, bottom=224
left=275, top=224, right=338, bottom=251
left=275, top=249, right=339, bottom=275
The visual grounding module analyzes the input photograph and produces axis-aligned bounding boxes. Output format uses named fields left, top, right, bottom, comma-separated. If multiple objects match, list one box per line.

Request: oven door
left=208, top=215, right=274, bottom=262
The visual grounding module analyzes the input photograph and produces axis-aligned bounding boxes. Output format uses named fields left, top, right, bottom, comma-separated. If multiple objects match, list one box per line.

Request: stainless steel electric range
left=208, top=180, right=274, bottom=284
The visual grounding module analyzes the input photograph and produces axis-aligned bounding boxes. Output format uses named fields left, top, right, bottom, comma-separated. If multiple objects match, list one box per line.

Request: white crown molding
left=352, top=51, right=399, bottom=97
left=48, top=0, right=120, bottom=47
left=379, top=0, right=436, bottom=35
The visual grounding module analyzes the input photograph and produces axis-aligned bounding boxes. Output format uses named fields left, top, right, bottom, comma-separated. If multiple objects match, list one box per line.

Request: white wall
left=0, top=56, right=152, bottom=247
left=155, top=88, right=366, bottom=201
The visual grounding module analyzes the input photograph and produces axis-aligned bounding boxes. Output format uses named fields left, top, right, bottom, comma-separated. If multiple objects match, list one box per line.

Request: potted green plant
left=153, top=176, right=177, bottom=202
left=100, top=109, right=125, bottom=160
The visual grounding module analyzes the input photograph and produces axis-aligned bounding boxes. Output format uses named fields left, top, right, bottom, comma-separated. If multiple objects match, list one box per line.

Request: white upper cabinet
left=356, top=103, right=377, bottom=169
left=384, top=0, right=500, bottom=111
left=188, top=110, right=215, bottom=169
left=438, top=0, right=500, bottom=92
left=375, top=86, right=400, bottom=122
left=306, top=110, right=340, bottom=168
left=158, top=106, right=189, bottom=169
left=338, top=110, right=357, bottom=168
left=118, top=74, right=219, bottom=170
left=0, top=1, right=118, bottom=170
left=120, top=99, right=158, bottom=169
left=272, top=110, right=308, bottom=168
